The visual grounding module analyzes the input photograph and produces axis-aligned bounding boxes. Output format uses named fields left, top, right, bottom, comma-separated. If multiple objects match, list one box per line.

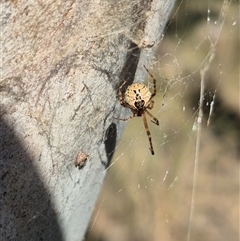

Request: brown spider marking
left=115, top=65, right=159, bottom=155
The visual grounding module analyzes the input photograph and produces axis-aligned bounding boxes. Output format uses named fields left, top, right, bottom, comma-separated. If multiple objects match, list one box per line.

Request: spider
left=116, top=65, right=159, bottom=155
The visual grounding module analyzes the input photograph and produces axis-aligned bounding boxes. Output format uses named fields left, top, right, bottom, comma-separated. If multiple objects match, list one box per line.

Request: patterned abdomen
left=124, top=83, right=152, bottom=110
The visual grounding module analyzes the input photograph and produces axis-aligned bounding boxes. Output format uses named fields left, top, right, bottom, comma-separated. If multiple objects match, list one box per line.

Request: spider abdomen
left=124, top=83, right=152, bottom=110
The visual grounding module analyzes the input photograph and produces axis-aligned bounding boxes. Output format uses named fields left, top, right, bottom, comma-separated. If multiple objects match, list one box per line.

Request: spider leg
left=145, top=110, right=159, bottom=126
left=114, top=115, right=134, bottom=122
left=147, top=100, right=154, bottom=110
left=143, top=65, right=157, bottom=98
left=118, top=81, right=127, bottom=106
left=142, top=112, right=155, bottom=155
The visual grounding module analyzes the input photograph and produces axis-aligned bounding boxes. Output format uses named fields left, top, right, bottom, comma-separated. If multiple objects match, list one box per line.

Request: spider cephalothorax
left=116, top=66, right=159, bottom=155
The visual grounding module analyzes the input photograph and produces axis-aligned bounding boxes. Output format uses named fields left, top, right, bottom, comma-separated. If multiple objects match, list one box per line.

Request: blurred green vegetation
left=86, top=1, right=239, bottom=241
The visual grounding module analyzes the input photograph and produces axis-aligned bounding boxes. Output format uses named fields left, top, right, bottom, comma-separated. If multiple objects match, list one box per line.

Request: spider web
left=86, top=1, right=239, bottom=240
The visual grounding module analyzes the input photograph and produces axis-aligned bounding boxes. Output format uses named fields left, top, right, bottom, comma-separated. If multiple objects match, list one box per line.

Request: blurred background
left=86, top=0, right=239, bottom=240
